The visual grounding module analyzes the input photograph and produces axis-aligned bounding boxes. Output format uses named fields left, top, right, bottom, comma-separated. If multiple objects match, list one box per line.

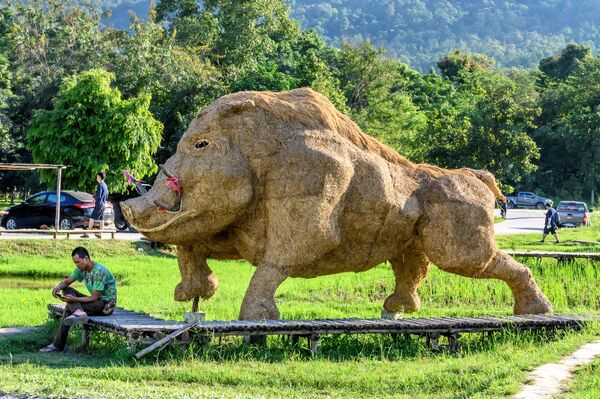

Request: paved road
left=0, top=230, right=143, bottom=240
left=0, top=210, right=544, bottom=239
left=494, top=209, right=546, bottom=235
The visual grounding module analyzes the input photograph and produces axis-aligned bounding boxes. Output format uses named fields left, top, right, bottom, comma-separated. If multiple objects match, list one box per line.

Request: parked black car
left=0, top=191, right=114, bottom=230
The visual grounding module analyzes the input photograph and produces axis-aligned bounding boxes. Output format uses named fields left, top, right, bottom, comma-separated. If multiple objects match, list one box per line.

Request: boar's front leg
left=239, top=263, right=287, bottom=320
left=174, top=245, right=219, bottom=302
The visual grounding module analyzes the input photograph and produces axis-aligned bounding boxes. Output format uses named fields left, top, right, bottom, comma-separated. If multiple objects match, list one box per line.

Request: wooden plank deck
left=191, top=314, right=594, bottom=336
left=48, top=304, right=599, bottom=355
left=49, top=304, right=185, bottom=333
left=507, top=250, right=600, bottom=261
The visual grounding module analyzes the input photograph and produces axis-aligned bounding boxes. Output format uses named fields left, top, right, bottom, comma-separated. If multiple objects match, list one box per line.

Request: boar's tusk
left=154, top=199, right=181, bottom=213
left=159, top=164, right=175, bottom=179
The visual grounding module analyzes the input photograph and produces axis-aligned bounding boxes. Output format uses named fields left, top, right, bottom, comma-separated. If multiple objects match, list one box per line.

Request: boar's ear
left=220, top=99, right=256, bottom=116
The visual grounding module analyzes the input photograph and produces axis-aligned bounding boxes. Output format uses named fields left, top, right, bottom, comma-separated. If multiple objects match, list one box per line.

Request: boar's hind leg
left=384, top=248, right=430, bottom=313
left=239, top=264, right=287, bottom=320
left=174, top=245, right=219, bottom=302
left=477, top=251, right=552, bottom=315
left=419, top=202, right=552, bottom=315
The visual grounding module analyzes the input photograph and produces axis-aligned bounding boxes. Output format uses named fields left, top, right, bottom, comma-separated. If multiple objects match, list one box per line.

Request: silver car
left=556, top=201, right=591, bottom=227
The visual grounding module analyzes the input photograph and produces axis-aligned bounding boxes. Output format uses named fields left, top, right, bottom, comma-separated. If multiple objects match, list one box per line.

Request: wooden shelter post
left=55, top=166, right=62, bottom=230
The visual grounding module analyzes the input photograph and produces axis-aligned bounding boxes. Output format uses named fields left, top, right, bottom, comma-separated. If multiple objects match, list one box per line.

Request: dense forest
left=34, top=0, right=600, bottom=71
left=0, top=0, right=599, bottom=206
left=290, top=0, right=600, bottom=71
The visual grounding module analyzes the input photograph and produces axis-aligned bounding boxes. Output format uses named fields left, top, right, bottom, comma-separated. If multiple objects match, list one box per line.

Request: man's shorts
left=544, top=226, right=557, bottom=235
left=91, top=205, right=105, bottom=220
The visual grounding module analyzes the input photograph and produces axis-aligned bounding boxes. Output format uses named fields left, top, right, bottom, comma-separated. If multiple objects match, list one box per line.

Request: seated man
left=39, top=246, right=117, bottom=353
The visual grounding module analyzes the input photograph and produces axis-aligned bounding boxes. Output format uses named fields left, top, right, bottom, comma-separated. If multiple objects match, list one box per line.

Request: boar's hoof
left=174, top=275, right=218, bottom=302
left=383, top=292, right=420, bottom=313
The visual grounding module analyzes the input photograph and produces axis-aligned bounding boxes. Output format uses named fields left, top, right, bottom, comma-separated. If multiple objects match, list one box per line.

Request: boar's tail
left=460, top=168, right=506, bottom=203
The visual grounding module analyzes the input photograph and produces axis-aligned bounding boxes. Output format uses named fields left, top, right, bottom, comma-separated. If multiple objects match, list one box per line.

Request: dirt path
left=514, top=339, right=600, bottom=398
left=0, top=327, right=41, bottom=338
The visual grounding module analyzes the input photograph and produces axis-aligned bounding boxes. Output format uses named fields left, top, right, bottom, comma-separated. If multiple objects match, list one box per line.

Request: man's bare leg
left=81, top=218, right=95, bottom=238
left=95, top=219, right=104, bottom=238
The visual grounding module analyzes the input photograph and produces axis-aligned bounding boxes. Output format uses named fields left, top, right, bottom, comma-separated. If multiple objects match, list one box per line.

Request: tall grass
left=1, top=239, right=598, bottom=327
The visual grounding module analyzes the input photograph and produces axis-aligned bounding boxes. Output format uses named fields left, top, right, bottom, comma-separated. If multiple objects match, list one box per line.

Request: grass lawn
left=0, top=218, right=599, bottom=398
left=559, top=358, right=600, bottom=398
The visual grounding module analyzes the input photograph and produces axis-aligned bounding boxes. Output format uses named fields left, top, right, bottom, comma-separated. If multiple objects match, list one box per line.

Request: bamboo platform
left=49, top=304, right=187, bottom=351
left=49, top=304, right=598, bottom=355
left=507, top=250, right=600, bottom=262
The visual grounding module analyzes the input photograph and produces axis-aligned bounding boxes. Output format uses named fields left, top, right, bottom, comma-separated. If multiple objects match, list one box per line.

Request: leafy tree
left=539, top=44, right=591, bottom=82
left=157, top=1, right=347, bottom=110
left=329, top=42, right=425, bottom=155
left=437, top=50, right=494, bottom=80
left=534, top=58, right=600, bottom=204
left=412, top=64, right=540, bottom=190
left=155, top=0, right=217, bottom=49
left=1, top=1, right=114, bottom=196
left=202, top=0, right=301, bottom=76
left=28, top=69, right=163, bottom=193
left=110, top=11, right=224, bottom=164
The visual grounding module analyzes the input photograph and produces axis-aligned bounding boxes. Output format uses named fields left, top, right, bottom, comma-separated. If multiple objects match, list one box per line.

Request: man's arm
left=52, top=277, right=75, bottom=297
left=62, top=290, right=102, bottom=303
left=94, top=183, right=101, bottom=202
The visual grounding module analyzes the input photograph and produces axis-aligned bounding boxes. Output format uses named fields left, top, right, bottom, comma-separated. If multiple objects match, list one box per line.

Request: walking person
left=39, top=247, right=117, bottom=353
left=82, top=172, right=108, bottom=238
left=499, top=198, right=508, bottom=219
left=540, top=202, right=560, bottom=243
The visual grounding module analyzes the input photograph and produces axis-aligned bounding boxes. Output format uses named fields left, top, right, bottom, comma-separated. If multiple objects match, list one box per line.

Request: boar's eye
left=195, top=140, right=209, bottom=149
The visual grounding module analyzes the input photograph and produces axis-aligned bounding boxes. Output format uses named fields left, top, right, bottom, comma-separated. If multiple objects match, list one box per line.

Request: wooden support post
left=111, top=231, right=115, bottom=239
left=310, top=334, right=319, bottom=355
left=54, top=167, right=62, bottom=235
left=134, top=321, right=197, bottom=359
left=448, top=332, right=460, bottom=353
left=192, top=297, right=199, bottom=313
left=81, top=326, right=90, bottom=351
left=426, top=332, right=440, bottom=351
left=128, top=332, right=141, bottom=353
left=291, top=335, right=299, bottom=346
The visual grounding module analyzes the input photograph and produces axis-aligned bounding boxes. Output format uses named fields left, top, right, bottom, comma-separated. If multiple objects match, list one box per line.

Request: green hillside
left=50, top=0, right=600, bottom=70
left=290, top=0, right=600, bottom=70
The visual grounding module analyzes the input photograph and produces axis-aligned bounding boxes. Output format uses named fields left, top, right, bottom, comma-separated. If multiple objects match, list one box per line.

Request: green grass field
left=559, top=358, right=600, bottom=398
left=0, top=218, right=599, bottom=398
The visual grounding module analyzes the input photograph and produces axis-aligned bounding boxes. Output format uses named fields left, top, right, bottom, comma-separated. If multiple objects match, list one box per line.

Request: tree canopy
left=1, top=0, right=599, bottom=205
left=28, top=69, right=162, bottom=193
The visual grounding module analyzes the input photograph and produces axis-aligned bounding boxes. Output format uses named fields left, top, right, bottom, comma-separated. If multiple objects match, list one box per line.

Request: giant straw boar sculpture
left=122, top=88, right=552, bottom=320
